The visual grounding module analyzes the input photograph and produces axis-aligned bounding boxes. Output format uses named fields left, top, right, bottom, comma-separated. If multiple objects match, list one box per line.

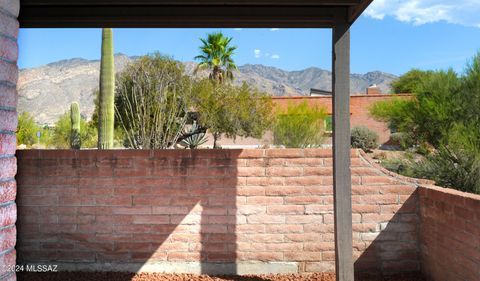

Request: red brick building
left=272, top=93, right=413, bottom=144
left=213, top=92, right=413, bottom=148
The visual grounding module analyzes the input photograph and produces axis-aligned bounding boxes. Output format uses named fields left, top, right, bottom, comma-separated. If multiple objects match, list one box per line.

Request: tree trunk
left=213, top=132, right=220, bottom=149
left=213, top=66, right=222, bottom=83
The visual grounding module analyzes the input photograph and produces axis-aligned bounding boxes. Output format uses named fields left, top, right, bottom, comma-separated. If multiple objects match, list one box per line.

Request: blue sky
left=18, top=0, right=480, bottom=76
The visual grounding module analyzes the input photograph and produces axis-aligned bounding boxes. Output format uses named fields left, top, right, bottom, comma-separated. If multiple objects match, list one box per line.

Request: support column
left=332, top=17, right=353, bottom=281
left=0, top=0, right=20, bottom=280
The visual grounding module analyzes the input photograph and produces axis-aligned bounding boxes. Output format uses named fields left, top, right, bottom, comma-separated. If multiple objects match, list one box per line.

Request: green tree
left=49, top=113, right=97, bottom=149
left=17, top=112, right=40, bottom=146
left=194, top=79, right=274, bottom=148
left=391, top=69, right=434, bottom=94
left=273, top=101, right=327, bottom=148
left=370, top=69, right=460, bottom=148
left=370, top=52, right=480, bottom=194
left=115, top=53, right=193, bottom=149
left=459, top=51, right=480, bottom=127
left=39, top=126, right=53, bottom=146
left=194, top=32, right=237, bottom=83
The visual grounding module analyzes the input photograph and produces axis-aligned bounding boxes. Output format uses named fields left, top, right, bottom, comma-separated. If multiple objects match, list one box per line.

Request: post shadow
left=15, top=149, right=250, bottom=280
left=354, top=190, right=425, bottom=280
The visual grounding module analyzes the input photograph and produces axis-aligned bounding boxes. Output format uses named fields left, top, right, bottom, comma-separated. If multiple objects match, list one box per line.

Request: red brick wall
left=419, top=185, right=480, bottom=281
left=272, top=94, right=413, bottom=144
left=0, top=1, right=19, bottom=280
left=16, top=149, right=421, bottom=275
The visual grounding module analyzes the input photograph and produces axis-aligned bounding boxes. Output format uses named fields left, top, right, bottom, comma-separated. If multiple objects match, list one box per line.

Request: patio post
left=332, top=16, right=354, bottom=281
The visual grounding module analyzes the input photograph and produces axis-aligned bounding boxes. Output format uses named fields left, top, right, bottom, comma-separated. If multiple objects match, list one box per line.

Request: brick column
left=0, top=0, right=20, bottom=280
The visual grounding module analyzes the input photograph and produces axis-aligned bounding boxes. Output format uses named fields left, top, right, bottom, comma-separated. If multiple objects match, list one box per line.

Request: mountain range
left=18, top=54, right=397, bottom=124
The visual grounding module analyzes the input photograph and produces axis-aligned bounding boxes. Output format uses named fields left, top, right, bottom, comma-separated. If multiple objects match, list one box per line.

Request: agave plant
left=178, top=121, right=208, bottom=149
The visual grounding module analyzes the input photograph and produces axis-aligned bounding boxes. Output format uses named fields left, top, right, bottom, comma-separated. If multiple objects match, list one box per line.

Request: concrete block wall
left=419, top=185, right=480, bottom=281
left=0, top=1, right=19, bottom=280
left=16, top=149, right=421, bottom=275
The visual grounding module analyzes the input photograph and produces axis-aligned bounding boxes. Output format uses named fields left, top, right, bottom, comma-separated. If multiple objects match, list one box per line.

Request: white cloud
left=234, top=28, right=243, bottom=31
left=254, top=50, right=280, bottom=59
left=270, top=28, right=280, bottom=31
left=364, top=0, right=480, bottom=27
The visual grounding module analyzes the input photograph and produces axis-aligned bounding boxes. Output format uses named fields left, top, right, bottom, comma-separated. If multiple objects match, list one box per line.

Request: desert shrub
left=17, top=112, right=40, bottom=146
left=391, top=69, right=433, bottom=94
left=193, top=79, right=274, bottom=148
left=412, top=146, right=480, bottom=195
left=389, top=132, right=415, bottom=150
left=369, top=98, right=416, bottom=143
left=381, top=158, right=417, bottom=178
left=273, top=101, right=327, bottom=148
left=48, top=112, right=97, bottom=149
left=370, top=52, right=480, bottom=194
left=115, top=53, right=193, bottom=149
left=370, top=70, right=460, bottom=149
left=410, top=124, right=480, bottom=194
left=351, top=126, right=378, bottom=152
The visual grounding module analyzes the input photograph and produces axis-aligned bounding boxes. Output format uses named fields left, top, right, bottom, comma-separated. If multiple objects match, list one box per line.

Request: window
left=324, top=115, right=332, bottom=133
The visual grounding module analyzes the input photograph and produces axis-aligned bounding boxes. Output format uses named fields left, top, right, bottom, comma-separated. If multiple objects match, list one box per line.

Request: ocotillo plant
left=97, top=28, right=115, bottom=149
left=70, top=102, right=81, bottom=149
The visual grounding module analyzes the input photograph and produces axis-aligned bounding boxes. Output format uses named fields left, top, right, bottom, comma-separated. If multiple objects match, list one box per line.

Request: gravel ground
left=18, top=272, right=426, bottom=281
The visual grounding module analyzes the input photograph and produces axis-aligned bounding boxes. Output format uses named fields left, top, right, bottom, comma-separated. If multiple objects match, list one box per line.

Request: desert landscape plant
left=194, top=32, right=237, bottom=83
left=370, top=52, right=480, bottom=194
left=49, top=112, right=97, bottom=149
left=97, top=28, right=115, bottom=149
left=351, top=126, right=379, bottom=152
left=16, top=112, right=40, bottom=147
left=70, top=102, right=81, bottom=149
left=178, top=121, right=208, bottom=149
left=115, top=53, right=193, bottom=149
left=273, top=101, right=327, bottom=148
left=391, top=69, right=433, bottom=94
left=370, top=70, right=460, bottom=149
left=193, top=79, right=274, bottom=148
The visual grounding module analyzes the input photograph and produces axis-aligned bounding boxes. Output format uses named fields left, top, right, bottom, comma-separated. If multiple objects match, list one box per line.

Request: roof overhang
left=19, top=0, right=374, bottom=28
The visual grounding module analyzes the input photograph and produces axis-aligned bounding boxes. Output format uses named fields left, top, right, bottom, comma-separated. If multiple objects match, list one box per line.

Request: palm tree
left=194, top=32, right=237, bottom=83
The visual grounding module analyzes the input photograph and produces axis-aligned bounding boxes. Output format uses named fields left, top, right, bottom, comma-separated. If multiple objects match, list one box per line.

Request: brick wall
left=419, top=185, right=480, bottom=281
left=272, top=94, right=413, bottom=144
left=0, top=1, right=19, bottom=280
left=16, top=149, right=421, bottom=275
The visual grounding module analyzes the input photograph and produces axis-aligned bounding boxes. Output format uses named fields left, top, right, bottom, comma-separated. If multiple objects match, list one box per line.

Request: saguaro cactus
left=70, top=102, right=81, bottom=149
left=97, top=28, right=115, bottom=149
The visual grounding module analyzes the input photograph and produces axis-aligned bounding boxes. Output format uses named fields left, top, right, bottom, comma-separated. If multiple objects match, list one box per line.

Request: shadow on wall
left=15, top=150, right=250, bottom=278
left=16, top=148, right=429, bottom=280
left=354, top=189, right=422, bottom=278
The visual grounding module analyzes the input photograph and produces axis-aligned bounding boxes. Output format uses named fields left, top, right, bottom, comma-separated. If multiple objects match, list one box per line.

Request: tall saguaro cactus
left=98, top=28, right=115, bottom=149
left=70, top=102, right=81, bottom=149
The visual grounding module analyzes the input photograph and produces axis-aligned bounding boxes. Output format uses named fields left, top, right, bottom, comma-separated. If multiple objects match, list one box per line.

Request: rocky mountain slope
left=18, top=54, right=397, bottom=124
